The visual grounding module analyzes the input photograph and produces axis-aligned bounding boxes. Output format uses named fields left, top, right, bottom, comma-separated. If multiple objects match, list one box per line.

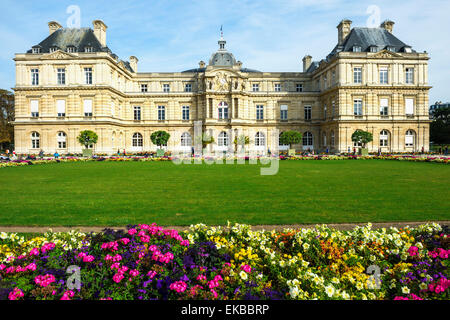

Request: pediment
left=370, top=50, right=402, bottom=58
left=40, top=50, right=77, bottom=60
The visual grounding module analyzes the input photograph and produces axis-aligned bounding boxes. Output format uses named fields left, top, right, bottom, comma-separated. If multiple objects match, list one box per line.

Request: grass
left=0, top=160, right=449, bottom=227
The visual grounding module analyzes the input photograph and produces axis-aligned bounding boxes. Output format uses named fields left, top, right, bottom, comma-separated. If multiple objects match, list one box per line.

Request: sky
left=0, top=0, right=448, bottom=104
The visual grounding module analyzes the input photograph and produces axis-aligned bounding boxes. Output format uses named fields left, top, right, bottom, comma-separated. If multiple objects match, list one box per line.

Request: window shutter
left=57, top=100, right=66, bottom=114
left=30, top=100, right=39, bottom=113
left=405, top=99, right=414, bottom=115
left=84, top=100, right=93, bottom=113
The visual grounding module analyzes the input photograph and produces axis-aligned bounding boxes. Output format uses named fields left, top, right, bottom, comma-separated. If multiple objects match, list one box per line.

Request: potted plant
left=151, top=131, right=170, bottom=157
left=280, top=131, right=302, bottom=156
left=233, top=135, right=250, bottom=153
left=77, top=130, right=98, bottom=157
left=351, top=130, right=373, bottom=156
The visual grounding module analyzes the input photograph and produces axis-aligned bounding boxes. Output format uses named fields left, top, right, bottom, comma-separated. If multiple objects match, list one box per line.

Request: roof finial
left=218, top=25, right=226, bottom=50
left=220, top=25, right=223, bottom=38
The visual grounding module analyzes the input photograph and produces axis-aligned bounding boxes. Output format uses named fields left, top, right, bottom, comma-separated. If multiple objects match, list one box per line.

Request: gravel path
left=1, top=221, right=448, bottom=234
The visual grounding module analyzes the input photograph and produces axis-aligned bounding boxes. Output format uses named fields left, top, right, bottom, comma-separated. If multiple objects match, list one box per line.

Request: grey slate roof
left=28, top=28, right=110, bottom=54
left=181, top=67, right=261, bottom=73
left=328, top=27, right=414, bottom=58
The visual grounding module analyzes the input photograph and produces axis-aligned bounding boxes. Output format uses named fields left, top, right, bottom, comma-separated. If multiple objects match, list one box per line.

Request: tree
left=233, top=135, right=249, bottom=152
left=430, top=106, right=450, bottom=146
left=77, top=130, right=98, bottom=149
left=280, top=131, right=302, bottom=149
left=151, top=131, right=170, bottom=149
left=0, top=89, right=14, bottom=151
left=351, top=130, right=373, bottom=148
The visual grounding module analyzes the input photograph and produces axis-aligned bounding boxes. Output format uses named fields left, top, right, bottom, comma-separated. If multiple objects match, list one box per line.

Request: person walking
left=39, top=149, right=44, bottom=159
left=54, top=151, right=59, bottom=159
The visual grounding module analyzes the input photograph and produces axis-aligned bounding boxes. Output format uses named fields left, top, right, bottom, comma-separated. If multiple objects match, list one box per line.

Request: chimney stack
left=129, top=56, right=138, bottom=72
left=93, top=20, right=108, bottom=47
left=199, top=61, right=206, bottom=68
left=48, top=21, right=62, bottom=35
left=303, top=55, right=312, bottom=72
left=337, top=19, right=352, bottom=45
left=380, top=20, right=395, bottom=33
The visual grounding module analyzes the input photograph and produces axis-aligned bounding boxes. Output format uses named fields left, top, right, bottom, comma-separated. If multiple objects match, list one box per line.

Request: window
left=252, top=84, right=259, bottom=92
left=354, top=99, right=363, bottom=116
left=49, top=47, right=58, bottom=53
left=332, top=71, right=336, bottom=84
left=84, top=47, right=93, bottom=53
left=323, top=76, right=327, bottom=90
left=323, top=104, right=327, bottom=119
left=134, top=106, right=141, bottom=121
left=31, top=132, right=40, bottom=149
left=163, top=84, right=170, bottom=93
left=218, top=132, right=229, bottom=147
left=303, top=132, right=313, bottom=147
left=387, top=46, right=395, bottom=52
left=274, top=83, right=281, bottom=92
left=132, top=133, right=143, bottom=147
left=380, top=67, right=388, bottom=84
left=380, top=98, right=389, bottom=116
left=32, top=47, right=41, bottom=54
left=304, top=105, right=312, bottom=120
left=218, top=102, right=228, bottom=120
left=185, top=83, right=192, bottom=92
left=31, top=69, right=39, bottom=86
left=181, top=132, right=192, bottom=147
left=255, top=132, right=265, bottom=147
left=405, top=68, right=414, bottom=84
left=141, top=84, right=148, bottom=92
left=30, top=100, right=39, bottom=117
left=57, top=100, right=66, bottom=117
left=405, top=98, right=414, bottom=115
left=353, top=67, right=362, bottom=84
left=256, top=105, right=264, bottom=120
left=83, top=99, right=93, bottom=117
left=57, top=132, right=67, bottom=149
left=331, top=101, right=336, bottom=117
left=66, top=46, right=76, bottom=53
left=280, top=105, right=288, bottom=121
left=331, top=131, right=335, bottom=146
left=57, top=68, right=66, bottom=85
left=369, top=46, right=378, bottom=53
left=84, top=68, right=93, bottom=85
left=353, top=46, right=361, bottom=52
left=405, top=130, right=415, bottom=147
left=323, top=132, right=327, bottom=146
left=380, top=130, right=389, bottom=147
left=182, top=106, right=190, bottom=121
left=158, top=106, right=165, bottom=120
left=296, top=84, right=303, bottom=92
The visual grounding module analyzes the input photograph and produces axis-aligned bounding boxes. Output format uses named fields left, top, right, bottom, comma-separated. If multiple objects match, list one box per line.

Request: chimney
left=337, top=19, right=352, bottom=45
left=199, top=61, right=206, bottom=68
left=380, top=20, right=395, bottom=33
left=48, top=21, right=62, bottom=35
left=129, top=56, right=138, bottom=72
left=303, top=55, right=312, bottom=72
left=93, top=20, right=108, bottom=47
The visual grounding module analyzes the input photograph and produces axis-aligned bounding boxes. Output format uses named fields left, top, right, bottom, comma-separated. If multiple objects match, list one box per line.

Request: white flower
left=290, top=286, right=299, bottom=299
left=401, top=286, right=410, bottom=294
left=356, top=282, right=364, bottom=291
left=325, top=285, right=335, bottom=298
left=239, top=271, right=248, bottom=280
left=341, top=291, right=350, bottom=300
left=303, top=243, right=310, bottom=250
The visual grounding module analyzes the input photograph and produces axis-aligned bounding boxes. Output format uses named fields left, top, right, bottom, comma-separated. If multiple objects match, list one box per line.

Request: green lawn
left=0, top=160, right=449, bottom=226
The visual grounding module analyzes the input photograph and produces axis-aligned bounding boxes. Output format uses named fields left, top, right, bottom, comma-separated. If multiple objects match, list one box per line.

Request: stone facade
left=13, top=19, right=431, bottom=155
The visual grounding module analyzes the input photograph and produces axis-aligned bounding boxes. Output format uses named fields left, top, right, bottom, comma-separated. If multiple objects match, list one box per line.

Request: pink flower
left=147, top=271, right=157, bottom=279
left=196, top=275, right=207, bottom=281
left=29, top=248, right=40, bottom=256
left=407, top=246, right=419, bottom=257
left=180, top=240, right=190, bottom=247
left=169, top=281, right=187, bottom=293
left=35, top=274, right=56, bottom=287
left=394, top=296, right=409, bottom=300
left=120, top=238, right=130, bottom=245
left=8, top=288, right=24, bottom=300
left=211, top=289, right=218, bottom=299
left=113, top=273, right=124, bottom=283
left=240, top=264, right=252, bottom=273
left=128, top=228, right=137, bottom=236
left=140, top=235, right=151, bottom=243
left=129, top=269, right=139, bottom=277
left=0, top=264, right=5, bottom=271
left=60, top=290, right=75, bottom=300
left=26, top=263, right=37, bottom=271
left=41, top=243, right=56, bottom=254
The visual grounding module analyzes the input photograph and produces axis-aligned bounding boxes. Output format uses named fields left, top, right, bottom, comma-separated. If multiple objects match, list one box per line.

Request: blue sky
left=0, top=0, right=448, bottom=103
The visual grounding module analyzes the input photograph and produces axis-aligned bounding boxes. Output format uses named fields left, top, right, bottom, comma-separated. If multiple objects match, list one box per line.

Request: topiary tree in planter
left=280, top=131, right=302, bottom=156
left=77, top=130, right=98, bottom=157
left=233, top=135, right=250, bottom=153
left=151, top=131, right=170, bottom=156
left=351, top=130, right=373, bottom=156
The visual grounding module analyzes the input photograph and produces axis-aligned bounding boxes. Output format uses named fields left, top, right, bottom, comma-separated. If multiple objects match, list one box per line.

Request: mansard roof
left=27, top=28, right=110, bottom=54
left=329, top=27, right=415, bottom=57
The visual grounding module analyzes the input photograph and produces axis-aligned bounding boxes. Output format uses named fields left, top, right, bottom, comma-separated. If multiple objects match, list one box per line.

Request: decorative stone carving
left=41, top=50, right=76, bottom=60
left=213, top=72, right=230, bottom=91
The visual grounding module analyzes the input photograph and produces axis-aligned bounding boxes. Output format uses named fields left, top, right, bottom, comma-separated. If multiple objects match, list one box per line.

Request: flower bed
left=0, top=223, right=448, bottom=300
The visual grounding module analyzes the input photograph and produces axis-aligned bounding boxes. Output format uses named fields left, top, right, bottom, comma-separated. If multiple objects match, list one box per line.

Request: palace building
left=13, top=19, right=431, bottom=154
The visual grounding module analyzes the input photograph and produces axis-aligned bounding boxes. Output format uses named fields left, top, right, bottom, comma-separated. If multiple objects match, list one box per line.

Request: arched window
left=57, top=132, right=67, bottom=149
left=31, top=132, right=40, bottom=149
left=218, top=132, right=229, bottom=147
left=303, top=132, right=313, bottom=147
left=255, top=132, right=265, bottom=147
left=132, top=133, right=143, bottom=147
left=218, top=102, right=229, bottom=120
left=405, top=130, right=415, bottom=147
left=181, top=132, right=192, bottom=147
left=380, top=130, right=390, bottom=147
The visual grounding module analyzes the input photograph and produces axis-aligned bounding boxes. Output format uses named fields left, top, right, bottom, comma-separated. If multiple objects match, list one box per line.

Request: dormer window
left=32, top=47, right=41, bottom=54
left=84, top=46, right=94, bottom=53
left=387, top=46, right=395, bottom=52
left=403, top=46, right=412, bottom=53
left=352, top=46, right=361, bottom=52
left=66, top=46, right=77, bottom=53
left=49, top=46, right=59, bottom=53
left=369, top=46, right=378, bottom=53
